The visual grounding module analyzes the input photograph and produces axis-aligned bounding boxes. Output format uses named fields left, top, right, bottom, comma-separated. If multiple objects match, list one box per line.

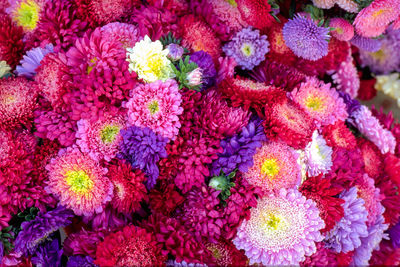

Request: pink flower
left=329, top=18, right=354, bottom=41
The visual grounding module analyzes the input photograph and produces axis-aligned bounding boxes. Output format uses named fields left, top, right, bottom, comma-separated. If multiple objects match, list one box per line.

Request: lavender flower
left=211, top=119, right=267, bottom=176
left=324, top=187, right=368, bottom=253
left=31, top=239, right=63, bottom=267
left=189, top=51, right=216, bottom=89
left=167, top=43, right=184, bottom=61
left=305, top=131, right=333, bottom=177
left=282, top=14, right=330, bottom=61
left=67, top=256, right=97, bottom=267
left=14, top=206, right=74, bottom=256
left=350, top=34, right=382, bottom=52
left=222, top=27, right=269, bottom=70
left=15, top=44, right=54, bottom=78
left=118, top=126, right=168, bottom=189
left=338, top=91, right=361, bottom=116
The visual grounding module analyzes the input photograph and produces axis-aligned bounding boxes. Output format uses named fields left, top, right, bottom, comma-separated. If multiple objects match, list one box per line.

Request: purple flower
left=389, top=221, right=400, bottom=248
left=167, top=43, right=184, bottom=61
left=14, top=206, right=74, bottom=256
left=118, top=126, right=168, bottom=189
left=222, top=27, right=269, bottom=70
left=282, top=14, right=330, bottom=61
left=350, top=34, right=382, bottom=52
left=15, top=44, right=54, bottom=78
left=211, top=119, right=267, bottom=176
left=0, top=241, right=3, bottom=265
left=324, top=187, right=369, bottom=253
left=31, top=239, right=63, bottom=267
left=67, top=256, right=97, bottom=267
left=338, top=91, right=361, bottom=116
left=189, top=50, right=216, bottom=90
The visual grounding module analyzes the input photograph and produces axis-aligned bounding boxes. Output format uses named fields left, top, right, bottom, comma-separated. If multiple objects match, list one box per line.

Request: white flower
left=0, top=61, right=11, bottom=78
left=305, top=130, right=333, bottom=177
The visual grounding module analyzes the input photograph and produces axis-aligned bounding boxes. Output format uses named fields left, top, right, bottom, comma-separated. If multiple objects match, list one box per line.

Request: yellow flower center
left=15, top=0, right=40, bottom=31
left=335, top=27, right=344, bottom=34
left=261, top=158, right=280, bottom=179
left=147, top=54, right=167, bottom=78
left=371, top=9, right=387, bottom=18
left=305, top=96, right=324, bottom=111
left=100, top=125, right=120, bottom=144
left=87, top=57, right=98, bottom=74
left=261, top=212, right=287, bottom=231
left=225, top=0, right=237, bottom=7
left=208, top=246, right=223, bottom=260
left=370, top=49, right=386, bottom=62
left=147, top=100, right=159, bottom=115
left=2, top=95, right=16, bottom=105
left=241, top=43, right=253, bottom=57
left=65, top=170, right=93, bottom=194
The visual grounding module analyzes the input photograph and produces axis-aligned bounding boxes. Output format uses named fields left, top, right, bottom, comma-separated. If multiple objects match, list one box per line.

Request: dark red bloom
left=322, top=121, right=357, bottom=150
left=358, top=78, right=377, bottom=101
left=0, top=14, right=24, bottom=68
left=236, top=0, right=274, bottom=30
left=149, top=183, right=185, bottom=216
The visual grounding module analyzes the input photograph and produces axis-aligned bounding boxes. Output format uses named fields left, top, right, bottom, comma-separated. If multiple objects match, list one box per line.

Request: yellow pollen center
left=147, top=54, right=165, bottom=78
left=147, top=100, right=159, bottom=115
left=2, top=95, right=16, bottom=105
left=335, top=27, right=344, bottom=34
left=372, top=9, right=387, bottom=18
left=100, top=125, right=120, bottom=144
left=65, top=170, right=93, bottom=194
left=225, top=0, right=237, bottom=7
left=241, top=43, right=253, bottom=57
left=370, top=49, right=386, bottom=62
left=306, top=96, right=324, bottom=111
left=87, top=57, right=98, bottom=74
left=15, top=0, right=40, bottom=31
left=261, top=158, right=280, bottom=179
left=262, top=212, right=286, bottom=231
left=208, top=247, right=223, bottom=260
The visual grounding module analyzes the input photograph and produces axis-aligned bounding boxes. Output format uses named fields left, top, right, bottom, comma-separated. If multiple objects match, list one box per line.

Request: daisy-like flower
left=291, top=78, right=348, bottom=128
left=329, top=18, right=354, bottom=41
left=124, top=79, right=183, bottom=140
left=15, top=44, right=53, bottom=78
left=322, top=121, right=357, bottom=150
left=312, top=0, right=358, bottom=12
left=76, top=115, right=126, bottom=162
left=6, top=0, right=44, bottom=32
left=305, top=131, right=333, bottom=177
left=243, top=141, right=301, bottom=192
left=0, top=61, right=12, bottom=78
left=233, top=188, right=325, bottom=265
left=282, top=14, right=330, bottom=61
left=222, top=27, right=269, bottom=70
left=45, top=146, right=113, bottom=216
left=126, top=35, right=174, bottom=83
left=353, top=0, right=400, bottom=38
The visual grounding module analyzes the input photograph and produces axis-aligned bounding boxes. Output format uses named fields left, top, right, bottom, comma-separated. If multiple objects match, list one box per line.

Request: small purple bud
left=167, top=43, right=184, bottom=61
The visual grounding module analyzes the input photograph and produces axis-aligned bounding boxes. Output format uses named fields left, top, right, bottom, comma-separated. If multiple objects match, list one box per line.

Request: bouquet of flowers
left=1, top=0, right=400, bottom=266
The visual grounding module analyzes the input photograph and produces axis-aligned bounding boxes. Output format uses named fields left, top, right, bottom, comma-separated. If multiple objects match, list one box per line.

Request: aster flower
left=0, top=14, right=24, bottom=68
left=350, top=34, right=382, bottom=52
left=330, top=53, right=360, bottom=98
left=236, top=0, right=274, bottom=29
left=108, top=160, right=148, bottom=214
left=94, top=225, right=166, bottom=267
left=6, top=0, right=44, bottom=33
left=101, top=22, right=139, bottom=51
left=242, top=141, right=301, bottom=192
left=205, top=239, right=248, bottom=267
left=353, top=0, right=400, bottom=37
left=324, top=187, right=369, bottom=253
left=189, top=50, right=216, bottom=89
left=356, top=174, right=384, bottom=226
left=82, top=204, right=130, bottom=231
left=359, top=138, right=383, bottom=179
left=233, top=188, right=324, bottom=265
left=352, top=105, right=396, bottom=154
left=15, top=44, right=53, bottom=78
left=76, top=115, right=126, bottom=162
left=305, top=131, right=333, bottom=177
left=370, top=240, right=400, bottom=266
left=384, top=153, right=400, bottom=185
left=211, top=119, right=267, bottom=176
left=282, top=14, right=330, bottom=61
left=149, top=183, right=185, bottom=216
left=374, top=175, right=400, bottom=226
left=0, top=61, right=12, bottom=78
left=31, top=239, right=63, bottom=267
left=67, top=256, right=96, bottom=267
left=216, top=56, right=236, bottom=84
left=63, top=229, right=107, bottom=258
left=329, top=18, right=354, bottom=41
left=167, top=43, right=184, bottom=61
left=291, top=78, right=348, bottom=128
left=45, top=146, right=113, bottom=216
left=118, top=126, right=168, bottom=189
left=14, top=206, right=74, bottom=256
left=222, top=27, right=269, bottom=70
left=322, top=121, right=357, bottom=150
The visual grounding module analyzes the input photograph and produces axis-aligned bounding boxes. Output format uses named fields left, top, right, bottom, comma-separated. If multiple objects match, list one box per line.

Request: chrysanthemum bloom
left=45, top=147, right=113, bottom=216
left=282, top=14, right=330, bottom=61
left=211, top=119, right=267, bottom=176
left=101, top=22, right=139, bottom=51
left=108, top=160, right=148, bottom=214
left=95, top=225, right=166, bottom=267
left=370, top=240, right=400, bottom=266
left=329, top=18, right=354, bottom=41
left=322, top=121, right=357, bottom=150
left=0, top=14, right=24, bottom=68
left=304, top=131, right=333, bottom=177
left=118, top=126, right=167, bottom=189
left=0, top=77, right=38, bottom=129
left=76, top=115, right=125, bottom=162
left=149, top=183, right=185, bottom=216
left=15, top=44, right=53, bottom=78
left=205, top=0, right=248, bottom=34
left=67, top=256, right=96, bottom=267
left=14, top=206, right=74, bottom=256
left=223, top=27, right=269, bottom=70
left=292, top=78, right=348, bottom=128
left=359, top=138, right=383, bottom=179
left=126, top=35, right=174, bottom=82
left=353, top=0, right=400, bottom=37
left=6, top=0, right=45, bottom=33
left=243, top=141, right=301, bottom=192
left=324, top=187, right=369, bottom=253
left=352, top=105, right=396, bottom=154
left=384, top=153, right=400, bottom=185
left=178, top=15, right=222, bottom=64
left=124, top=79, right=183, bottom=140
left=63, top=228, right=107, bottom=258
left=189, top=51, right=216, bottom=90
left=218, top=77, right=286, bottom=114
left=350, top=34, right=382, bottom=52
left=330, top=54, right=360, bottom=98
left=233, top=188, right=324, bottom=265
left=236, top=0, right=274, bottom=29
left=264, top=99, right=315, bottom=149
left=300, top=175, right=345, bottom=233
left=312, top=0, right=358, bottom=12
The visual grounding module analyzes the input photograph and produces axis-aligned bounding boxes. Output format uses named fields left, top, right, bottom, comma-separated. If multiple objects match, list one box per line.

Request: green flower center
left=100, top=125, right=120, bottom=144
left=65, top=170, right=93, bottom=194
left=15, top=0, right=40, bottom=31
left=241, top=43, right=253, bottom=57
left=148, top=100, right=159, bottom=115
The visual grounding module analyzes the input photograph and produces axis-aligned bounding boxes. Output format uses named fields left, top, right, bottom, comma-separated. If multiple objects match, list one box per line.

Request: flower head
left=7, top=0, right=43, bottom=32
left=305, top=131, right=333, bottom=177
left=236, top=0, right=274, bottom=29
left=45, top=147, right=113, bottom=216
left=331, top=54, right=360, bottom=98
left=0, top=14, right=24, bottom=68
left=189, top=50, right=216, bottom=89
left=283, top=14, right=330, bottom=61
left=222, top=27, right=269, bottom=70
left=167, top=43, right=184, bottom=61
left=101, top=22, right=140, bottom=50
left=233, top=188, right=324, bottom=265
left=15, top=44, right=53, bottom=78
left=124, top=79, right=183, bottom=140
left=31, top=239, right=63, bottom=267
left=329, top=18, right=354, bottom=41
left=67, top=256, right=96, bottom=267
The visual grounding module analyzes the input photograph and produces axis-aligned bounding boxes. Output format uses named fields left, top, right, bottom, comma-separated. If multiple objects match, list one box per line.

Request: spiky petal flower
left=291, top=78, right=348, bottom=128
left=312, top=0, right=358, bottom=12
left=222, top=27, right=269, bottom=70
left=329, top=18, right=354, bottom=41
left=233, top=188, right=324, bottom=265
left=45, top=147, right=113, bottom=216
left=282, top=14, right=330, bottom=61
left=242, top=141, right=301, bottom=192
left=324, top=187, right=369, bottom=253
left=15, top=44, right=53, bottom=78
left=124, top=79, right=183, bottom=140
left=351, top=105, right=396, bottom=154
left=305, top=131, right=333, bottom=177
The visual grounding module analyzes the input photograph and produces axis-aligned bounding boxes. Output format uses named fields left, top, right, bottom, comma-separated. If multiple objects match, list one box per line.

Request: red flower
left=383, top=153, right=400, bottom=186
left=149, top=183, right=185, bottom=216
left=322, top=121, right=357, bottom=150
left=374, top=175, right=400, bottom=226
left=358, top=78, right=377, bottom=101
left=236, top=0, right=274, bottom=30
left=0, top=14, right=24, bottom=68
left=358, top=138, right=383, bottom=179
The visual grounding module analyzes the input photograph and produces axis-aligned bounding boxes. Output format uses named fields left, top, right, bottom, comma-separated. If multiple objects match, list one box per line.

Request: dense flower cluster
left=1, top=0, right=399, bottom=266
